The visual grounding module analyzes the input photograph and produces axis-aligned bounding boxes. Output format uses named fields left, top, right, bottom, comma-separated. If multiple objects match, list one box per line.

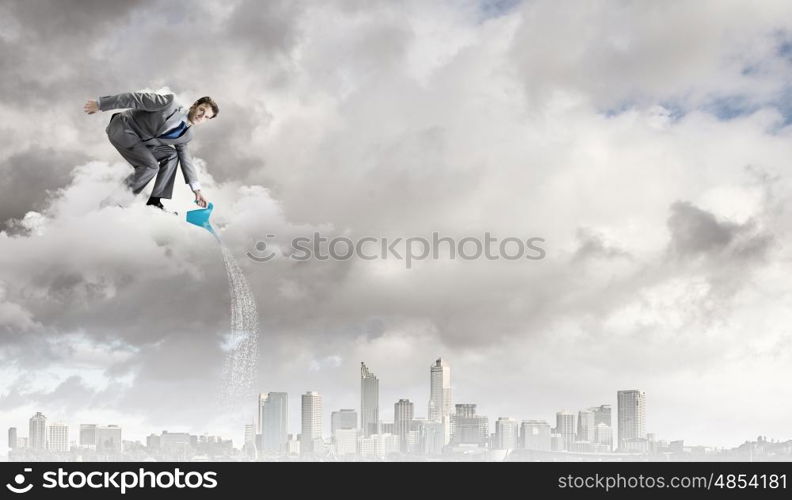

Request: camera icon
left=5, top=468, right=33, bottom=494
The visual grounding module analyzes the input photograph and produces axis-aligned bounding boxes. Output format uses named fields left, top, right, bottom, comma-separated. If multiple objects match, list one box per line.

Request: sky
left=2, top=0, right=792, bottom=452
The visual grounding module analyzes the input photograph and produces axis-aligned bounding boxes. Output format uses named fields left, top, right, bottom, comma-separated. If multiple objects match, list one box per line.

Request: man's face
left=188, top=103, right=215, bottom=125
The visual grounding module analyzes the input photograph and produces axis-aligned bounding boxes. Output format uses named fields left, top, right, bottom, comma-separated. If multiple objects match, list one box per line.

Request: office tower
left=80, top=424, right=97, bottom=448
left=48, top=423, right=69, bottom=452
left=406, top=418, right=428, bottom=455
left=301, top=391, right=322, bottom=455
left=617, top=390, right=646, bottom=450
left=550, top=433, right=564, bottom=451
left=429, top=358, right=452, bottom=422
left=577, top=410, right=595, bottom=442
left=377, top=422, right=394, bottom=435
left=520, top=420, right=551, bottom=451
left=244, top=424, right=256, bottom=445
left=29, top=412, right=47, bottom=450
left=243, top=423, right=256, bottom=458
left=421, top=420, right=446, bottom=455
left=595, top=423, right=613, bottom=450
left=394, top=399, right=414, bottom=452
left=258, top=392, right=289, bottom=454
left=95, top=425, right=123, bottom=453
left=555, top=411, right=576, bottom=450
left=361, top=362, right=379, bottom=437
left=334, top=428, right=358, bottom=457
left=494, top=417, right=519, bottom=450
left=450, top=404, right=489, bottom=446
left=8, top=427, right=17, bottom=449
left=286, top=434, right=300, bottom=456
left=331, top=409, right=358, bottom=437
left=590, top=404, right=612, bottom=427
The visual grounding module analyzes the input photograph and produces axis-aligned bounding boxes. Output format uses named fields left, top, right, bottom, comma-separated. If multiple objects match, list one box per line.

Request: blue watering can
left=186, top=202, right=216, bottom=236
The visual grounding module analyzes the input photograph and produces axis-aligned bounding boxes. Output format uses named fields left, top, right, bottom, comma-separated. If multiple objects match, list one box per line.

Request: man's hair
left=193, top=96, right=219, bottom=118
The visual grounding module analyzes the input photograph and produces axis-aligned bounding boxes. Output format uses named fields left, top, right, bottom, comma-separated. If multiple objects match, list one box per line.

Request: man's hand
left=83, top=99, right=99, bottom=114
left=194, top=190, right=208, bottom=208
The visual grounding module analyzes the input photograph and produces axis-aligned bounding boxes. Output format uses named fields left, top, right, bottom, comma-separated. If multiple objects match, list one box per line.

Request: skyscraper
left=394, top=399, right=414, bottom=452
left=48, top=423, right=69, bottom=452
left=301, top=391, right=322, bottom=455
left=361, top=362, right=379, bottom=437
left=429, top=358, right=452, bottom=422
left=258, top=392, right=289, bottom=454
left=331, top=409, right=358, bottom=436
left=29, top=412, right=47, bottom=450
left=8, top=427, right=17, bottom=449
left=577, top=410, right=595, bottom=443
left=555, top=411, right=576, bottom=450
left=617, top=390, right=646, bottom=450
left=520, top=420, right=551, bottom=451
left=243, top=423, right=256, bottom=458
left=494, top=417, right=519, bottom=450
left=595, top=423, right=613, bottom=450
left=80, top=424, right=97, bottom=448
left=450, top=404, right=489, bottom=446
left=590, top=404, right=612, bottom=427
left=244, top=423, right=256, bottom=446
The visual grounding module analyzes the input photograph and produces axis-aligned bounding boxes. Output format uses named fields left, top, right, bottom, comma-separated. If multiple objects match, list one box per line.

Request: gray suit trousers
left=109, top=134, right=179, bottom=199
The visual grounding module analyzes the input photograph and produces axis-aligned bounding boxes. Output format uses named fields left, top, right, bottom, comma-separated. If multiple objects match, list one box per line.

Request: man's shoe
left=146, top=198, right=178, bottom=216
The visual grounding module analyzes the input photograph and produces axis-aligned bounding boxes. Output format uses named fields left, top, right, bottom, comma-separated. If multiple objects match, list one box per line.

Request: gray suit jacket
left=99, top=92, right=200, bottom=190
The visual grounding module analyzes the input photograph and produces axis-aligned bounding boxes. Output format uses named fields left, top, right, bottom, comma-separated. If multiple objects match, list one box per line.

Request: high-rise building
left=494, top=417, right=519, bottom=450
left=520, top=420, right=551, bottom=451
left=421, top=420, right=446, bottom=455
left=48, top=423, right=69, bottom=452
left=394, top=399, right=414, bottom=452
left=243, top=423, right=256, bottom=458
left=429, top=358, right=452, bottom=422
left=29, top=412, right=47, bottom=450
left=617, top=390, right=646, bottom=450
left=361, top=362, right=379, bottom=437
left=244, top=423, right=256, bottom=445
left=331, top=409, right=357, bottom=436
left=577, top=410, right=595, bottom=443
left=595, top=423, right=613, bottom=450
left=258, top=392, right=288, bottom=454
left=301, top=391, right=322, bottom=455
left=590, top=404, right=612, bottom=427
left=555, top=411, right=576, bottom=450
left=80, top=424, right=97, bottom=448
left=450, top=404, right=488, bottom=446
left=334, top=428, right=358, bottom=457
left=8, top=427, right=17, bottom=449
left=95, top=425, right=123, bottom=454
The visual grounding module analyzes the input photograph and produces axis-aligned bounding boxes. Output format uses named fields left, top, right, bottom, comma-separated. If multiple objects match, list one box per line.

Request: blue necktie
left=160, top=121, right=188, bottom=139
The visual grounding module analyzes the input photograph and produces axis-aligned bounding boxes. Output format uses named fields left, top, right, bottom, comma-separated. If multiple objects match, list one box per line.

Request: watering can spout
left=186, top=202, right=215, bottom=234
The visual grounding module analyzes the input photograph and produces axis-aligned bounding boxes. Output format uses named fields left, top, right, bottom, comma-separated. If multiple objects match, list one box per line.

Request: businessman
left=84, top=91, right=218, bottom=211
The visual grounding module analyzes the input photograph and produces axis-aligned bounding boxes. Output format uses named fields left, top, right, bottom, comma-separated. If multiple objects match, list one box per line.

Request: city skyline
left=5, top=357, right=790, bottom=460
